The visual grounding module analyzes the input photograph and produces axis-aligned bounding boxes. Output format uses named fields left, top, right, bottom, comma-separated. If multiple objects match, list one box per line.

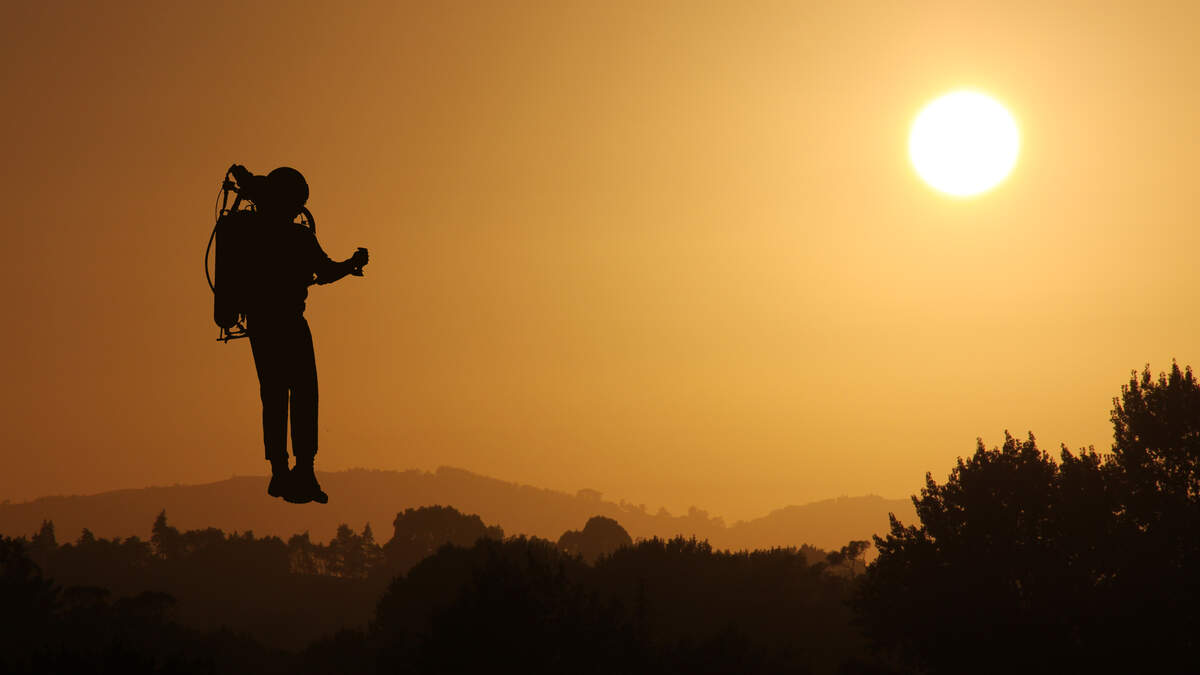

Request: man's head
left=258, top=167, right=309, bottom=219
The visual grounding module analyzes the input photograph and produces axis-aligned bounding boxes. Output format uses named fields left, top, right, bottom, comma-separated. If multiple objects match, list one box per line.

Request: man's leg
left=250, top=322, right=291, bottom=496
left=285, top=317, right=327, bottom=504
left=290, top=317, right=319, bottom=461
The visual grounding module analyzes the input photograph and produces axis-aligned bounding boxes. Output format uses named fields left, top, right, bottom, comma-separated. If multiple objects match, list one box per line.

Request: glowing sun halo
left=909, top=90, right=1019, bottom=197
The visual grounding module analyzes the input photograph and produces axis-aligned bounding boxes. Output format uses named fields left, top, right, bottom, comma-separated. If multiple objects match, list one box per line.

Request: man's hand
left=350, top=247, right=369, bottom=276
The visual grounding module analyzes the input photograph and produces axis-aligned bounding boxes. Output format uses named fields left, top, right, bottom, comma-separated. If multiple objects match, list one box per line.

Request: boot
left=285, top=460, right=328, bottom=504
left=267, top=459, right=290, bottom=498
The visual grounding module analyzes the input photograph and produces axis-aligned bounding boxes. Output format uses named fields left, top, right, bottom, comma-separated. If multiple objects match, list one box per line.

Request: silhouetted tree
left=557, top=515, right=633, bottom=563
left=824, top=540, right=869, bottom=577
left=361, top=523, right=385, bottom=570
left=852, top=378, right=1200, bottom=675
left=29, top=520, right=56, bottom=557
left=1112, top=363, right=1200, bottom=503
left=378, top=505, right=503, bottom=579
left=1105, top=363, right=1200, bottom=661
left=151, top=509, right=182, bottom=560
left=854, top=433, right=1125, bottom=674
left=320, top=523, right=384, bottom=579
left=288, top=531, right=319, bottom=575
left=1, top=536, right=60, bottom=671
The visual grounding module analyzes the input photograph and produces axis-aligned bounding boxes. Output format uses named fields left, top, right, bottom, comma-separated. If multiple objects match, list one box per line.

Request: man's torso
left=244, top=216, right=321, bottom=318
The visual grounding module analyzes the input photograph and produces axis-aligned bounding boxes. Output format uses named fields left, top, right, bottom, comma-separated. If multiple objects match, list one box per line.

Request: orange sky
left=4, top=1, right=1200, bottom=520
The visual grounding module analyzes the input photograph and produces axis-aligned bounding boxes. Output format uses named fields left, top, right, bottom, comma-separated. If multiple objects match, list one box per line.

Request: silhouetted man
left=231, top=165, right=368, bottom=504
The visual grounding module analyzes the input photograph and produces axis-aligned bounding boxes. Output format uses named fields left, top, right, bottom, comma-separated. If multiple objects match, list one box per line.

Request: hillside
left=0, top=467, right=914, bottom=551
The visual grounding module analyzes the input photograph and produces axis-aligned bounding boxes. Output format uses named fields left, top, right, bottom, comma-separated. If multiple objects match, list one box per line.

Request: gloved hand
left=350, top=247, right=369, bottom=276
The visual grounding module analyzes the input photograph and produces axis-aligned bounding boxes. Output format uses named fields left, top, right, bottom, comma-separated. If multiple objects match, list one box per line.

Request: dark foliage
left=557, top=515, right=633, bottom=563
left=363, top=535, right=864, bottom=674
left=0, top=535, right=285, bottom=674
left=30, top=511, right=385, bottom=651
left=377, top=504, right=504, bottom=580
left=1106, top=363, right=1200, bottom=663
left=17, top=503, right=871, bottom=674
left=855, top=364, right=1200, bottom=674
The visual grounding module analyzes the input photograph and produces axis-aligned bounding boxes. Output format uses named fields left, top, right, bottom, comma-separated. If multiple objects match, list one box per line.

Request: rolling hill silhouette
left=0, top=467, right=912, bottom=551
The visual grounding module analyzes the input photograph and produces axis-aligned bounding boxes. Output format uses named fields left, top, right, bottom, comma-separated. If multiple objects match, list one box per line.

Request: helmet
left=266, top=166, right=309, bottom=212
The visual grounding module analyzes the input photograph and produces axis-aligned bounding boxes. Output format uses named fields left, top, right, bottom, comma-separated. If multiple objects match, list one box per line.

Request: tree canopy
left=856, top=364, right=1200, bottom=674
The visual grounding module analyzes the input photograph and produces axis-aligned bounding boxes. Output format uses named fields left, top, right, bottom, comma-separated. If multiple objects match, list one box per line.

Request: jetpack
left=204, top=164, right=317, bottom=342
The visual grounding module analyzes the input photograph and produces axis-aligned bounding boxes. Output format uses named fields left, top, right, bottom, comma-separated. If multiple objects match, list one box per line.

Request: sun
left=909, top=90, right=1019, bottom=197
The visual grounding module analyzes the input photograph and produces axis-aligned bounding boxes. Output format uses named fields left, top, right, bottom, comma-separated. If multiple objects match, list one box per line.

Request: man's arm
left=312, top=238, right=369, bottom=285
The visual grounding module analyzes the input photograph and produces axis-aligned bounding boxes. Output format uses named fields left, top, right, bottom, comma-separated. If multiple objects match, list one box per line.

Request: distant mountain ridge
left=0, top=467, right=914, bottom=552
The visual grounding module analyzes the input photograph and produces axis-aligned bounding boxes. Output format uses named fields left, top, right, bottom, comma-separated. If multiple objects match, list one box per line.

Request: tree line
left=5, top=364, right=1200, bottom=673
left=3, top=510, right=867, bottom=674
